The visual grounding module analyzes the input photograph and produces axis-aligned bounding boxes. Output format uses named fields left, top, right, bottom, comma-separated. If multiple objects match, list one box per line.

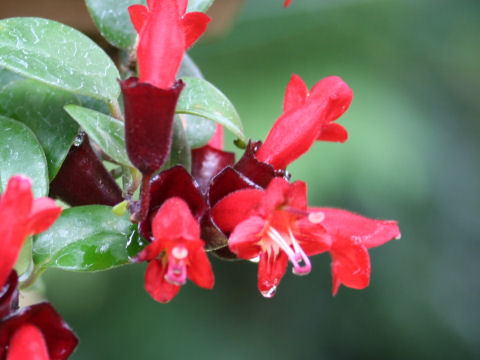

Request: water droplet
left=72, top=132, right=85, bottom=147
left=308, top=212, right=325, bottom=224
left=261, top=286, right=277, bottom=298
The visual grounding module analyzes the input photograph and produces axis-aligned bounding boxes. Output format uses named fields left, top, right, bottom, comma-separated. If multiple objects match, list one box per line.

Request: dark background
left=5, top=0, right=479, bottom=358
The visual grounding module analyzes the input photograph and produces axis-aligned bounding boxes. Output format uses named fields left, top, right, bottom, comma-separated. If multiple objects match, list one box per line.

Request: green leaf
left=162, top=117, right=192, bottom=171
left=86, top=0, right=146, bottom=50
left=0, top=17, right=120, bottom=102
left=177, top=55, right=216, bottom=148
left=33, top=205, right=134, bottom=271
left=177, top=77, right=246, bottom=142
left=0, top=72, right=80, bottom=180
left=64, top=105, right=132, bottom=168
left=187, top=0, right=215, bottom=12
left=0, top=115, right=48, bottom=197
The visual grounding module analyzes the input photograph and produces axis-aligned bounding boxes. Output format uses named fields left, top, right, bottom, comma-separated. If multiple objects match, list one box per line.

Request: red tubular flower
left=0, top=175, right=61, bottom=288
left=211, top=178, right=330, bottom=297
left=136, top=198, right=214, bottom=303
left=0, top=303, right=78, bottom=360
left=309, top=207, right=401, bottom=295
left=128, top=0, right=210, bottom=89
left=255, top=74, right=353, bottom=170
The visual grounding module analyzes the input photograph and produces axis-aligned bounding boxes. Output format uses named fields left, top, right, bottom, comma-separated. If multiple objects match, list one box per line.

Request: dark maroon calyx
left=138, top=165, right=206, bottom=241
left=0, top=271, right=19, bottom=321
left=0, top=302, right=78, bottom=360
left=50, top=133, right=123, bottom=206
left=120, top=77, right=185, bottom=174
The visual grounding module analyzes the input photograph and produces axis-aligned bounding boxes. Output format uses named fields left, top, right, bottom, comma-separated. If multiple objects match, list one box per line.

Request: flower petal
left=317, top=123, right=348, bottom=143
left=206, top=124, right=224, bottom=150
left=211, top=189, right=263, bottom=233
left=6, top=324, right=50, bottom=360
left=137, top=0, right=185, bottom=88
left=182, top=12, right=210, bottom=49
left=283, top=73, right=308, bottom=112
left=144, top=259, right=180, bottom=303
left=228, top=216, right=266, bottom=260
left=257, top=250, right=288, bottom=297
left=27, top=198, right=61, bottom=235
left=312, top=207, right=401, bottom=248
left=330, top=236, right=370, bottom=295
left=256, top=178, right=290, bottom=218
left=152, top=198, right=201, bottom=244
left=187, top=246, right=214, bottom=289
left=295, top=218, right=331, bottom=255
left=310, top=75, right=354, bottom=123
left=128, top=4, right=149, bottom=34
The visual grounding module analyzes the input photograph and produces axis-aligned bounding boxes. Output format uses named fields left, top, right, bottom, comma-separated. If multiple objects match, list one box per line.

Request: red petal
left=145, top=259, right=180, bottom=303
left=257, top=251, right=288, bottom=297
left=207, top=123, right=224, bottom=150
left=177, top=0, right=188, bottom=15
left=295, top=218, right=331, bottom=255
left=228, top=216, right=266, bottom=260
left=312, top=207, right=401, bottom=248
left=187, top=246, right=214, bottom=289
left=137, top=0, right=185, bottom=88
left=256, top=76, right=352, bottom=169
left=211, top=189, right=263, bottom=233
left=330, top=237, right=370, bottom=295
left=317, top=123, right=348, bottom=143
left=257, top=178, right=290, bottom=218
left=135, top=237, right=164, bottom=262
left=0, top=176, right=32, bottom=288
left=283, top=73, right=309, bottom=112
left=152, top=198, right=201, bottom=244
left=310, top=75, right=353, bottom=123
left=285, top=180, right=308, bottom=210
left=7, top=325, right=49, bottom=360
left=182, top=12, right=210, bottom=49
left=27, top=198, right=61, bottom=235
left=128, top=4, right=148, bottom=34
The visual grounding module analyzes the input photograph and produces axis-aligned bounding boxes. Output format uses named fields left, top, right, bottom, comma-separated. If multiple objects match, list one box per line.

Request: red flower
left=0, top=175, right=61, bottom=288
left=129, top=0, right=210, bottom=89
left=136, top=198, right=214, bottom=303
left=0, top=303, right=78, bottom=360
left=255, top=74, right=353, bottom=170
left=284, top=0, right=292, bottom=7
left=211, top=178, right=330, bottom=297
left=310, top=207, right=401, bottom=295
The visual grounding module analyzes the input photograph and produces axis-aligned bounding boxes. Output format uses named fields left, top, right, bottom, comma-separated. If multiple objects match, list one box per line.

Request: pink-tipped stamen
left=266, top=227, right=312, bottom=276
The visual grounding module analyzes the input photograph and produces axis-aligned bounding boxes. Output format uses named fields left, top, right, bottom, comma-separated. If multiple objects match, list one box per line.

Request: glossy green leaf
left=86, top=0, right=146, bottom=50
left=176, top=77, right=245, bottom=142
left=0, top=17, right=120, bottom=101
left=187, top=0, right=215, bottom=12
left=0, top=115, right=48, bottom=197
left=0, top=71, right=80, bottom=180
left=177, top=55, right=216, bottom=148
left=33, top=206, right=134, bottom=271
left=162, top=117, right=192, bottom=172
left=64, top=105, right=132, bottom=167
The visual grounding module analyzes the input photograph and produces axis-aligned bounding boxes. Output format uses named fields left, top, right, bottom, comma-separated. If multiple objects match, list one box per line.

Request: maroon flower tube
left=50, top=134, right=123, bottom=206
left=120, top=77, right=185, bottom=174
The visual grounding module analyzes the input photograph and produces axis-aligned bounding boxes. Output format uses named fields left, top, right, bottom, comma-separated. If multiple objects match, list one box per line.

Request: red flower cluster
left=122, top=1, right=400, bottom=302
left=0, top=176, right=77, bottom=359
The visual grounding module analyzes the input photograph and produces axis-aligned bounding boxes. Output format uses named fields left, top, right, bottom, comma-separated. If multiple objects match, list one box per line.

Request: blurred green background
left=41, top=0, right=479, bottom=358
